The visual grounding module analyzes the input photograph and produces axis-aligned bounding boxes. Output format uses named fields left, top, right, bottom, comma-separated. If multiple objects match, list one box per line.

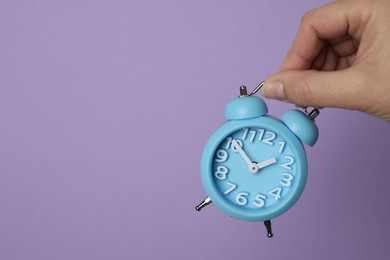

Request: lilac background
left=1, top=1, right=389, bottom=259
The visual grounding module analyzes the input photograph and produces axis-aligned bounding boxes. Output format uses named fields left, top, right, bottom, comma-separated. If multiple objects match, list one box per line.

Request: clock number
left=215, top=149, right=228, bottom=163
left=253, top=193, right=267, bottom=208
left=280, top=173, right=294, bottom=187
left=262, top=131, right=276, bottom=145
left=278, top=141, right=286, bottom=154
left=225, top=137, right=243, bottom=152
left=242, top=128, right=249, bottom=140
left=281, top=156, right=295, bottom=170
left=258, top=129, right=265, bottom=141
left=268, top=187, right=282, bottom=200
left=235, top=192, right=249, bottom=206
left=224, top=182, right=237, bottom=195
left=214, top=166, right=228, bottom=180
left=242, top=128, right=256, bottom=142
left=257, top=129, right=275, bottom=145
left=231, top=139, right=243, bottom=152
left=225, top=137, right=233, bottom=149
left=249, top=130, right=256, bottom=142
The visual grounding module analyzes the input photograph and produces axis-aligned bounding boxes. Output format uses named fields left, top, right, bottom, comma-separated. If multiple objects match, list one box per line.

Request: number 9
left=215, top=149, right=228, bottom=162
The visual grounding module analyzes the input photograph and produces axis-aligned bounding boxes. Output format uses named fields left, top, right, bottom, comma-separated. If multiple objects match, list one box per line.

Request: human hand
left=262, top=0, right=390, bottom=122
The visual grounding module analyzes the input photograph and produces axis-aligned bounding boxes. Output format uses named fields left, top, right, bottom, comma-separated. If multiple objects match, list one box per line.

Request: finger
left=262, top=68, right=371, bottom=111
left=281, top=0, right=368, bottom=71
left=310, top=38, right=358, bottom=71
left=311, top=44, right=328, bottom=70
left=329, top=36, right=359, bottom=57
left=336, top=54, right=357, bottom=70
left=321, top=46, right=339, bottom=71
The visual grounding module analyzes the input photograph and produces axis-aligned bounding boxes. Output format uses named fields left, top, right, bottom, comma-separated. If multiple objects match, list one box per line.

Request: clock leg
left=195, top=197, right=212, bottom=211
left=264, top=220, right=273, bottom=238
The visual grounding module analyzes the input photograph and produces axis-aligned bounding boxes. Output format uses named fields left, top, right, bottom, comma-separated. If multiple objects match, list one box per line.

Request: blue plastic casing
left=224, top=96, right=268, bottom=120
left=281, top=109, right=319, bottom=147
left=200, top=95, right=310, bottom=222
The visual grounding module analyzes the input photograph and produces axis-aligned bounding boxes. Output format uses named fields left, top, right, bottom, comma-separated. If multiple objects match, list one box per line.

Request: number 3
left=280, top=173, right=294, bottom=187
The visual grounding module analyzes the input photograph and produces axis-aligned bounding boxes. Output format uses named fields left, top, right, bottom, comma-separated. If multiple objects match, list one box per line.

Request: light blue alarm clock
left=196, top=84, right=319, bottom=238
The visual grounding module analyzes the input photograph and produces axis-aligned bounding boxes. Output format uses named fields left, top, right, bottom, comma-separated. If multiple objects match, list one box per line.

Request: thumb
left=262, top=69, right=370, bottom=111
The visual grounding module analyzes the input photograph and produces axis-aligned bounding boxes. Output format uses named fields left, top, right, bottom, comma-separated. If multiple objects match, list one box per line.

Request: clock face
left=212, top=126, right=300, bottom=211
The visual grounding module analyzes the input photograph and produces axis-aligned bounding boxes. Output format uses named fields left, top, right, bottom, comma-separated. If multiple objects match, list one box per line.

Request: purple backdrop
left=1, top=1, right=390, bottom=259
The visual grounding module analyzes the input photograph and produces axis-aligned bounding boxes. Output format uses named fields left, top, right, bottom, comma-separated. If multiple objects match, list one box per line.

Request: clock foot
left=195, top=197, right=212, bottom=211
left=264, top=220, right=273, bottom=238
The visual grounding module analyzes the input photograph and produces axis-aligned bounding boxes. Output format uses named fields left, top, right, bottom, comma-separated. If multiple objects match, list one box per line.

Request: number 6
left=235, top=192, right=249, bottom=206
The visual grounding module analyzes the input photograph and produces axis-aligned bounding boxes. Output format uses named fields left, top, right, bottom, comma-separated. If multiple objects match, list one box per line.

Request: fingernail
left=262, top=81, right=285, bottom=100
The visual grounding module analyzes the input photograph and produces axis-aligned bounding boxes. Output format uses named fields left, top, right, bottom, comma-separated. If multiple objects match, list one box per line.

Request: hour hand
left=256, top=157, right=277, bottom=170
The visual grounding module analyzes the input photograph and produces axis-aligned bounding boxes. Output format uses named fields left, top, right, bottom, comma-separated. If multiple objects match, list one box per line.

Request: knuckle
left=300, top=10, right=315, bottom=25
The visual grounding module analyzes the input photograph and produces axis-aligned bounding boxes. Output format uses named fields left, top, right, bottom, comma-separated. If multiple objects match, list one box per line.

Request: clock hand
left=231, top=139, right=259, bottom=173
left=256, top=157, right=277, bottom=170
left=231, top=140, right=252, bottom=166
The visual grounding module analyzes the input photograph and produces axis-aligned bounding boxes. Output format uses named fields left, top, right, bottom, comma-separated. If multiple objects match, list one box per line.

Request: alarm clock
left=195, top=83, right=319, bottom=238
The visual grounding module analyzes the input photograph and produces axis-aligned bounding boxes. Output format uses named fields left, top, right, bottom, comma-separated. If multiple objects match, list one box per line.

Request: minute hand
left=231, top=139, right=253, bottom=167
